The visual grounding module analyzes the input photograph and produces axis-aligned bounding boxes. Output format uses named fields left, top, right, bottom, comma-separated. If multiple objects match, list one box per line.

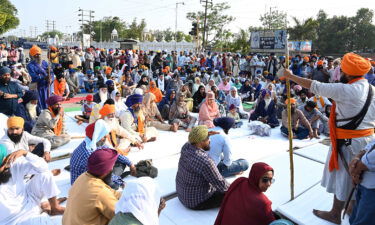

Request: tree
left=186, top=2, right=235, bottom=48
left=350, top=8, right=375, bottom=52
left=259, top=7, right=287, bottom=30
left=288, top=17, right=319, bottom=41
left=0, top=0, right=20, bottom=35
left=228, top=28, right=250, bottom=54
left=83, top=16, right=126, bottom=41
left=123, top=18, right=147, bottom=40
left=41, top=30, right=64, bottom=39
left=310, top=8, right=375, bottom=54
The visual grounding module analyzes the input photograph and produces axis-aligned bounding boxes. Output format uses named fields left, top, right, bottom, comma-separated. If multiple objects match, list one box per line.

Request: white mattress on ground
left=48, top=158, right=71, bottom=187
left=64, top=120, right=87, bottom=138
left=124, top=154, right=180, bottom=197
left=34, top=111, right=331, bottom=225
left=294, top=143, right=330, bottom=164
left=277, top=184, right=350, bottom=225
left=160, top=153, right=324, bottom=225
left=126, top=130, right=189, bottom=162
left=50, top=138, right=84, bottom=158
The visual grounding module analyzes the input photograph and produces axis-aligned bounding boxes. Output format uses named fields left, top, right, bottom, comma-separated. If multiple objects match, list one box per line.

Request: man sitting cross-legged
left=0, top=150, right=65, bottom=225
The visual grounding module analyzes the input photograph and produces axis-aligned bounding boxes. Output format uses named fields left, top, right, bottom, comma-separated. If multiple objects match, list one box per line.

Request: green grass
left=64, top=107, right=81, bottom=112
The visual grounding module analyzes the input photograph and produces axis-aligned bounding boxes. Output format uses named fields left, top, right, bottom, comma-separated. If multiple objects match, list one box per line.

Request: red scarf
left=214, top=163, right=275, bottom=225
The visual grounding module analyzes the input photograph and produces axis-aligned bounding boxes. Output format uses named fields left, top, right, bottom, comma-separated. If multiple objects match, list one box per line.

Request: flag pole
left=285, top=32, right=295, bottom=200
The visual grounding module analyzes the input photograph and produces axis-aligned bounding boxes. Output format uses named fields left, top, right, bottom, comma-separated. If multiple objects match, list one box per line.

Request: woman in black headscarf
left=137, top=74, right=149, bottom=88
left=192, top=85, right=206, bottom=112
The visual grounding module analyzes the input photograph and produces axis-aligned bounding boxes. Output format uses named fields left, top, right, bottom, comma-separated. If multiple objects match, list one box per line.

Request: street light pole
left=175, top=2, right=184, bottom=51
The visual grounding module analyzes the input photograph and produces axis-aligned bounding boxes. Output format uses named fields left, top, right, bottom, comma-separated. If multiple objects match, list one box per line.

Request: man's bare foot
left=57, top=197, right=67, bottom=204
left=41, top=201, right=51, bottom=214
left=50, top=205, right=65, bottom=215
left=235, top=171, right=244, bottom=176
left=185, top=128, right=192, bottom=132
left=77, top=120, right=83, bottom=125
left=313, top=209, right=341, bottom=224
left=148, top=137, right=157, bottom=142
left=51, top=169, right=61, bottom=176
left=171, top=123, right=179, bottom=132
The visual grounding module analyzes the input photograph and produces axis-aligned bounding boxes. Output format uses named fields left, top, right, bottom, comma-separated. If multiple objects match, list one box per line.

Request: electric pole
left=78, top=8, right=95, bottom=47
left=46, top=20, right=56, bottom=32
left=175, top=2, right=185, bottom=51
left=200, top=0, right=212, bottom=51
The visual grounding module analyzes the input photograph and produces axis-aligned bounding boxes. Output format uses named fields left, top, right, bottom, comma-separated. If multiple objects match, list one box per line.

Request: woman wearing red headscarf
left=214, top=162, right=276, bottom=225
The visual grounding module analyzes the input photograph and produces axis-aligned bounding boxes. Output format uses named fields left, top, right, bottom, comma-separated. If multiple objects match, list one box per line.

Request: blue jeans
left=217, top=159, right=249, bottom=178
left=280, top=126, right=309, bottom=140
left=350, top=185, right=375, bottom=225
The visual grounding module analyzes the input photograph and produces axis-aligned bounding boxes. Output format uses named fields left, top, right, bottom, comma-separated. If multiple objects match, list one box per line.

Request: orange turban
left=99, top=104, right=115, bottom=117
left=165, top=66, right=170, bottom=71
left=341, top=52, right=372, bottom=76
left=30, top=45, right=42, bottom=57
left=162, top=69, right=167, bottom=74
left=285, top=98, right=297, bottom=105
left=7, top=116, right=25, bottom=128
left=50, top=46, right=57, bottom=51
left=303, top=56, right=309, bottom=62
left=317, top=60, right=324, bottom=66
left=105, top=67, right=113, bottom=75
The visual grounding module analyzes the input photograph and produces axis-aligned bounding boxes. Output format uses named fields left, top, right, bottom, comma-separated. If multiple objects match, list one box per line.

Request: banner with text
left=250, top=30, right=287, bottom=51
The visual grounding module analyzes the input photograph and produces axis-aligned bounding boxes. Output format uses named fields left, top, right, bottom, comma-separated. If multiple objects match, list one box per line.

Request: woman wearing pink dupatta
left=198, top=92, right=220, bottom=128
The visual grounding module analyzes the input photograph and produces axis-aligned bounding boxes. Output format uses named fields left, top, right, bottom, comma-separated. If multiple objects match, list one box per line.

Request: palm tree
left=288, top=17, right=319, bottom=41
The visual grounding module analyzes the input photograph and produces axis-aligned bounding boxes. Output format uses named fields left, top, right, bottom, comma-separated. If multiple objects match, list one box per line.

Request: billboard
left=288, top=41, right=312, bottom=52
left=250, top=30, right=287, bottom=50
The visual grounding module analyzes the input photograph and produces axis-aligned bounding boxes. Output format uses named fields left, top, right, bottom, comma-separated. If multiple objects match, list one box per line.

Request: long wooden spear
left=285, top=34, right=295, bottom=200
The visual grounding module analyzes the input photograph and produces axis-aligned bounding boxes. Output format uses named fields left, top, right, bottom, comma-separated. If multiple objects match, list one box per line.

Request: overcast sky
left=6, top=0, right=375, bottom=37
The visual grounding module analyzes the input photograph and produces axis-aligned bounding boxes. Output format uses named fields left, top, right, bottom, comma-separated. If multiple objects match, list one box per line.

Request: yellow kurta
left=62, top=172, right=121, bottom=225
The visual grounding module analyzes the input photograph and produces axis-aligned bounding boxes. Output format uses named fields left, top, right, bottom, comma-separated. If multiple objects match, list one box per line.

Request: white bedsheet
left=294, top=143, right=329, bottom=164
left=277, top=184, right=350, bottom=225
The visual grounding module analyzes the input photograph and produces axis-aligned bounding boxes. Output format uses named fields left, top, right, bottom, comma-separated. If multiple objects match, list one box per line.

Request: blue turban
left=0, top=67, right=11, bottom=76
left=125, top=94, right=143, bottom=108
left=213, top=117, right=235, bottom=131
left=261, top=89, right=271, bottom=98
left=22, top=90, right=39, bottom=105
left=69, top=68, right=76, bottom=74
left=106, top=80, right=114, bottom=86
left=86, top=70, right=93, bottom=75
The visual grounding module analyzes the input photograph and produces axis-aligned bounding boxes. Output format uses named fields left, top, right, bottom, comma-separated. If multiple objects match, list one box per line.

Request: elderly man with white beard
left=93, top=83, right=110, bottom=104
left=15, top=90, right=40, bottom=133
left=99, top=103, right=144, bottom=156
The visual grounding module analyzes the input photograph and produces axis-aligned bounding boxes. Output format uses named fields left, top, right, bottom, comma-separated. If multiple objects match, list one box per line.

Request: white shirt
left=0, top=153, right=58, bottom=225
left=0, top=131, right=51, bottom=154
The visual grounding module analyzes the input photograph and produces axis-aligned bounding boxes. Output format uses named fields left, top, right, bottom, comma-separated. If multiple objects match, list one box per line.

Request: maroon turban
left=46, top=95, right=64, bottom=106
left=87, top=148, right=118, bottom=177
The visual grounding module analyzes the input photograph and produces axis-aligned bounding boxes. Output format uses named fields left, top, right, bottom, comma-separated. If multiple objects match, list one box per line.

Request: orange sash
left=108, top=131, right=129, bottom=156
left=313, top=96, right=325, bottom=109
left=328, top=77, right=373, bottom=171
left=49, top=107, right=63, bottom=136
left=53, top=79, right=66, bottom=96
left=138, top=115, right=145, bottom=135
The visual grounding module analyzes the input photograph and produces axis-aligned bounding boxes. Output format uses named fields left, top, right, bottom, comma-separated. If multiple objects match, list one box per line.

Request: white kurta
left=0, top=131, right=51, bottom=155
left=311, top=79, right=375, bottom=201
left=0, top=153, right=59, bottom=225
